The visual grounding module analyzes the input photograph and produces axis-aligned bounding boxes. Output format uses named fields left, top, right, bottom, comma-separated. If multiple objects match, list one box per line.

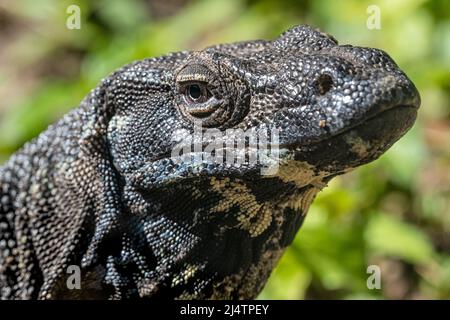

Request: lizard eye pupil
left=184, top=83, right=210, bottom=104
left=188, top=84, right=202, bottom=100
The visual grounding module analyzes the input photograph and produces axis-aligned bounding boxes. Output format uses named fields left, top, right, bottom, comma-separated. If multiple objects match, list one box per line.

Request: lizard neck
left=97, top=176, right=322, bottom=299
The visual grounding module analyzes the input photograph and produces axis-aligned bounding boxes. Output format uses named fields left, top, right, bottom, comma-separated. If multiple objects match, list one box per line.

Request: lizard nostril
left=315, top=74, right=333, bottom=95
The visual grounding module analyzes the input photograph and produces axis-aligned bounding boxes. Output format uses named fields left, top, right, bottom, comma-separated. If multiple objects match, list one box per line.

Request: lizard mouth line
left=148, top=105, right=417, bottom=164
left=280, top=103, right=418, bottom=150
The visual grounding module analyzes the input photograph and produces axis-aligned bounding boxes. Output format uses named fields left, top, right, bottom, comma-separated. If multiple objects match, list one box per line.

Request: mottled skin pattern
left=0, top=25, right=419, bottom=299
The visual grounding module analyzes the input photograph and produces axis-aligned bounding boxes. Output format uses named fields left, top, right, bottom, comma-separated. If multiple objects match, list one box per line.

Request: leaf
left=365, top=212, right=435, bottom=264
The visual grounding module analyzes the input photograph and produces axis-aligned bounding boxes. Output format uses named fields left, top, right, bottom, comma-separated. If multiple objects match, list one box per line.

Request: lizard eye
left=183, top=82, right=211, bottom=104
left=175, top=62, right=239, bottom=127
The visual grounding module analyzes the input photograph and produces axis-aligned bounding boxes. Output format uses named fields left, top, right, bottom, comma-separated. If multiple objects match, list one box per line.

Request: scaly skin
left=0, top=25, right=420, bottom=299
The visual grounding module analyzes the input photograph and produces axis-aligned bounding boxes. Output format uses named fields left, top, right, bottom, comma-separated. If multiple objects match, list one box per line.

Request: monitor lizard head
left=85, top=25, right=420, bottom=299
left=108, top=25, right=419, bottom=186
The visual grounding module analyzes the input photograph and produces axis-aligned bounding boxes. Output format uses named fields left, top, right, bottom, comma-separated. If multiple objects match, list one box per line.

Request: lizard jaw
left=288, top=104, right=418, bottom=173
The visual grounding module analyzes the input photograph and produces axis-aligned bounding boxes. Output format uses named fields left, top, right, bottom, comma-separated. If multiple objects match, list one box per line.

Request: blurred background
left=0, top=0, right=449, bottom=299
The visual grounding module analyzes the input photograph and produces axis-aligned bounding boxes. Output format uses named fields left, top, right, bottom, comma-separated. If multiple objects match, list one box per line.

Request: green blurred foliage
left=0, top=0, right=449, bottom=299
